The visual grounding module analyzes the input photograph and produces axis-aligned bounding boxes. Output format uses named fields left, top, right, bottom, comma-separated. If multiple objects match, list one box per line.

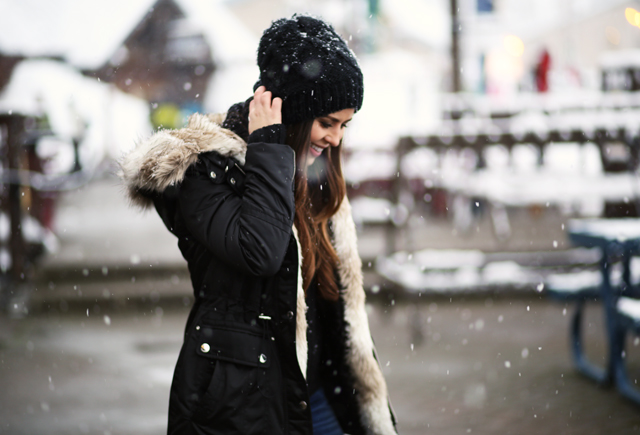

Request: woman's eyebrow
left=327, top=115, right=353, bottom=124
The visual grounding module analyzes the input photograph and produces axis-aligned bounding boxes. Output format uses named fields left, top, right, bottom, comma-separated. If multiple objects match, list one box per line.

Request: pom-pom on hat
left=254, top=14, right=364, bottom=125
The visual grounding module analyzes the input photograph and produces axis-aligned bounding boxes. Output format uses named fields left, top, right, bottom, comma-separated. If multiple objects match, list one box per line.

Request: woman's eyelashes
left=320, top=120, right=349, bottom=129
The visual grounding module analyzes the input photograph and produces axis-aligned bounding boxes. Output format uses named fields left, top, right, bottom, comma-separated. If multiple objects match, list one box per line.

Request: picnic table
left=387, top=108, right=640, bottom=241
left=553, top=218, right=640, bottom=405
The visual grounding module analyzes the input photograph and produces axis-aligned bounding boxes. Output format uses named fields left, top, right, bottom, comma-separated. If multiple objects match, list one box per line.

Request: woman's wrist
left=247, top=124, right=287, bottom=145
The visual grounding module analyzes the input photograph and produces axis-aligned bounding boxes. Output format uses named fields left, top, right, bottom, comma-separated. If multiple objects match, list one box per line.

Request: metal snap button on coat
left=299, top=401, right=308, bottom=410
left=259, top=354, right=267, bottom=364
left=230, top=178, right=236, bottom=185
left=209, top=171, right=216, bottom=179
left=287, top=311, right=294, bottom=320
left=200, top=343, right=210, bottom=353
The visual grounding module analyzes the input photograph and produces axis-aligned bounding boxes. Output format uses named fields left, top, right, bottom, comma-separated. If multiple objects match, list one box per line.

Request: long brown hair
left=286, top=121, right=346, bottom=301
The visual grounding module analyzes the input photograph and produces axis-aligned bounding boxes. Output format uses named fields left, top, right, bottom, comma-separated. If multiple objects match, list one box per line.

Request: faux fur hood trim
left=119, top=113, right=395, bottom=435
left=118, top=113, right=246, bottom=209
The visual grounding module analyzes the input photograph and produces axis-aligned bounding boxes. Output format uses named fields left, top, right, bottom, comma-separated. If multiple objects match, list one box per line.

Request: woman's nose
left=326, top=129, right=342, bottom=147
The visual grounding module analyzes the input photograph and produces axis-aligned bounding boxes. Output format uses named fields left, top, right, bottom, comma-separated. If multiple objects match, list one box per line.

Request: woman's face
left=307, top=108, right=355, bottom=167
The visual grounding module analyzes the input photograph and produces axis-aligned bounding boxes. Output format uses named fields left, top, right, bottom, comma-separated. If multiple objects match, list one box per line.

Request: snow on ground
left=0, top=59, right=151, bottom=172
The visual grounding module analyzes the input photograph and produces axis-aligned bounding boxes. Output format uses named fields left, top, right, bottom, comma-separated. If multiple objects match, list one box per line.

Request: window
left=477, top=0, right=494, bottom=13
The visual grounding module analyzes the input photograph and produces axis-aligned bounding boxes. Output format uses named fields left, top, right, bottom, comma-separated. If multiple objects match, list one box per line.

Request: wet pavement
left=2, top=297, right=640, bottom=435
left=374, top=298, right=640, bottom=435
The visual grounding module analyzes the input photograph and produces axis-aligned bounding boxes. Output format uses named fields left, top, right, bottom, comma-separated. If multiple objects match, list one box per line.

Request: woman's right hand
left=248, top=86, right=282, bottom=135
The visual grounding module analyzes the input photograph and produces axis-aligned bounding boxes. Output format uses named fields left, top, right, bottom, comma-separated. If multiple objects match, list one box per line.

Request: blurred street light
left=503, top=35, right=524, bottom=58
left=625, top=7, right=640, bottom=28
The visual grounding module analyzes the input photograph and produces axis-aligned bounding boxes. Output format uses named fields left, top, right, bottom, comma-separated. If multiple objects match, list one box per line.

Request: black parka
left=120, top=112, right=396, bottom=435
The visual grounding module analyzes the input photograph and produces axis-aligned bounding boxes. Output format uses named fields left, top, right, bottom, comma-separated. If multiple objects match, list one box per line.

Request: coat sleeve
left=178, top=134, right=295, bottom=277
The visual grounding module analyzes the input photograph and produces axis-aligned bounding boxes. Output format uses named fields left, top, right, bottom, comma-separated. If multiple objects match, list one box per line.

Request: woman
left=120, top=15, right=396, bottom=435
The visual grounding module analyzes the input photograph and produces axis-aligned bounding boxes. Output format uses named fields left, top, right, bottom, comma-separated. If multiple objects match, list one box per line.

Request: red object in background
left=535, top=49, right=551, bottom=93
left=430, top=188, right=448, bottom=217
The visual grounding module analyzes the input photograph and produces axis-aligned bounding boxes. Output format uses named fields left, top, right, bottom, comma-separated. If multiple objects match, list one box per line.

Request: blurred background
left=3, top=0, right=640, bottom=434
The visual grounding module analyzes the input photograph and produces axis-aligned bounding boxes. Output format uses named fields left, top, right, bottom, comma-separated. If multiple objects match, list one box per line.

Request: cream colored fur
left=291, top=226, right=309, bottom=379
left=120, top=113, right=394, bottom=434
left=118, top=113, right=246, bottom=209
left=332, top=198, right=396, bottom=434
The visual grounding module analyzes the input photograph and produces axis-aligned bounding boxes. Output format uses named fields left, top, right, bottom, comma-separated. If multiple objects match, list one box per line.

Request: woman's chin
left=306, top=155, right=318, bottom=168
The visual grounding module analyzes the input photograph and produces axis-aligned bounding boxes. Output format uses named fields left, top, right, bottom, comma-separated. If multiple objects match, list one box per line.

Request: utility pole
left=0, top=114, right=28, bottom=314
left=450, top=0, right=462, bottom=93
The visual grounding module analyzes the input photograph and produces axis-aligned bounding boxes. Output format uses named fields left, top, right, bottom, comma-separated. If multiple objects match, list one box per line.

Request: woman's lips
left=310, top=143, right=324, bottom=157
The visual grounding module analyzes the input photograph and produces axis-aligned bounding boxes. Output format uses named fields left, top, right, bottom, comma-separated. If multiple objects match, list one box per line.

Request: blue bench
left=561, top=218, right=640, bottom=405
left=546, top=269, right=608, bottom=384
left=614, top=296, right=640, bottom=404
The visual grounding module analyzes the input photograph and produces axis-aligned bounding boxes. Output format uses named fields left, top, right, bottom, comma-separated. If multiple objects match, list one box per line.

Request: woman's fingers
left=259, top=88, right=271, bottom=104
left=248, top=86, right=282, bottom=134
left=271, top=97, right=282, bottom=117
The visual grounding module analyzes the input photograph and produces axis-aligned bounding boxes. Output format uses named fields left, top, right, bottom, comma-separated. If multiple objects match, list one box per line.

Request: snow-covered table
left=433, top=168, right=640, bottom=242
left=403, top=109, right=640, bottom=239
left=565, top=218, right=640, bottom=405
left=442, top=171, right=639, bottom=208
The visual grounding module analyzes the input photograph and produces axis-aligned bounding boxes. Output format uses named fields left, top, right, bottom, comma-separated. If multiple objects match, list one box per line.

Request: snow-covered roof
left=0, top=0, right=256, bottom=70
left=175, top=0, right=256, bottom=65
left=0, top=0, right=155, bottom=69
left=0, top=59, right=151, bottom=170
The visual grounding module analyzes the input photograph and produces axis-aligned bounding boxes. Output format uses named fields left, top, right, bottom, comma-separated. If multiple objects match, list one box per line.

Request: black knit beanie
left=254, top=14, right=364, bottom=125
